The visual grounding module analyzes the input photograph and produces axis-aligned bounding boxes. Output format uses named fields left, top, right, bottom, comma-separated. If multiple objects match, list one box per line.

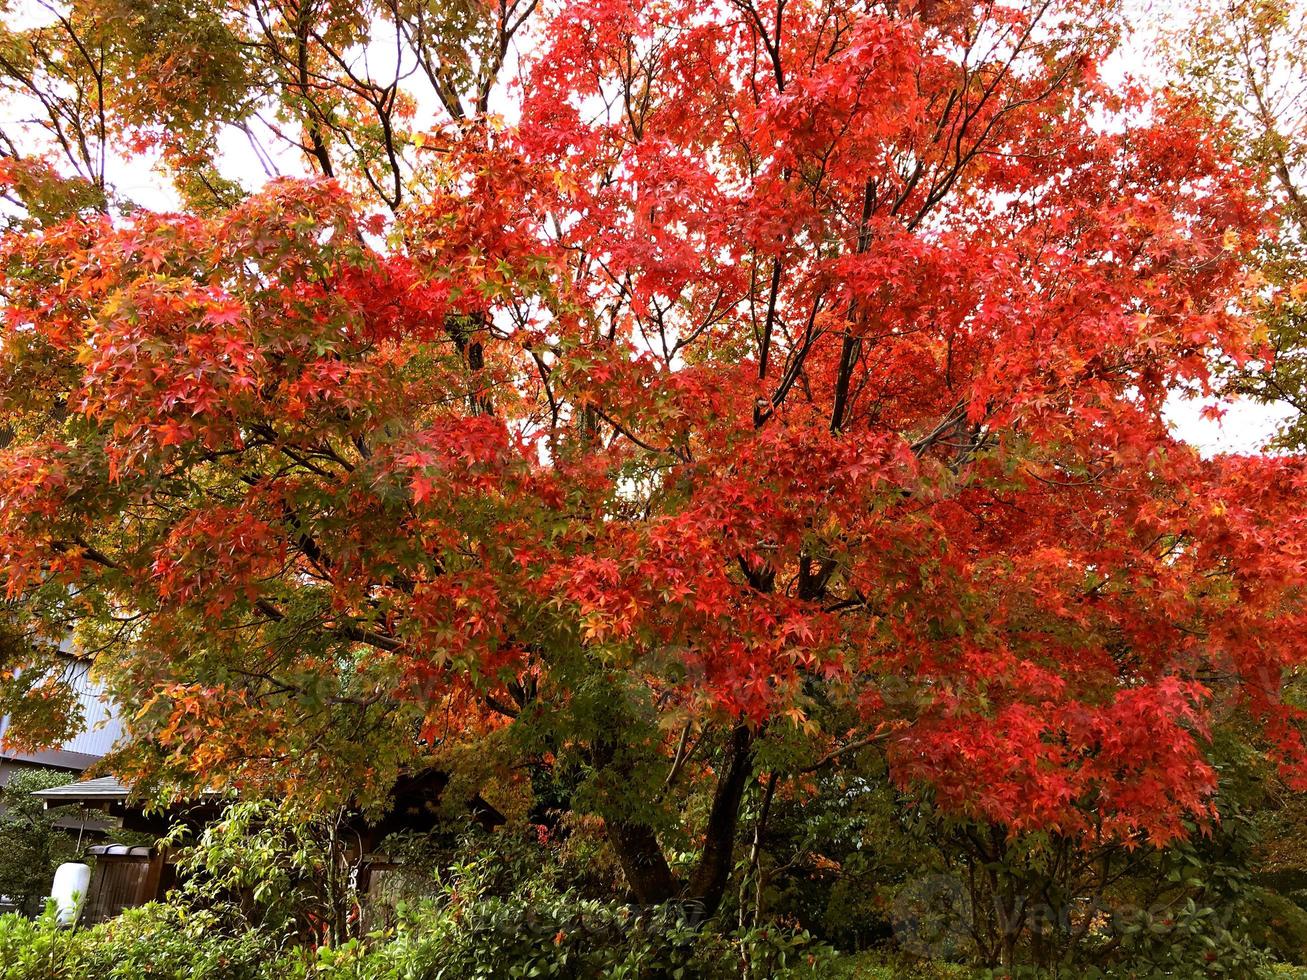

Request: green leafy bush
left=0, top=903, right=294, bottom=980
left=0, top=908, right=75, bottom=980
left=1098, top=896, right=1269, bottom=979
left=0, top=890, right=836, bottom=979
left=76, top=903, right=291, bottom=980
left=1244, top=887, right=1307, bottom=967
left=306, top=830, right=839, bottom=980
left=302, top=893, right=834, bottom=980
left=163, top=800, right=361, bottom=946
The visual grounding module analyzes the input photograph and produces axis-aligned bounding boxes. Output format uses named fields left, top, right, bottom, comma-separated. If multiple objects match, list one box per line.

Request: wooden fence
left=80, top=845, right=171, bottom=925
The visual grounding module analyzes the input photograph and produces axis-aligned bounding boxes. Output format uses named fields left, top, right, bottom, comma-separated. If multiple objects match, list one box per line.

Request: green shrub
left=0, top=892, right=836, bottom=979
left=1089, top=897, right=1270, bottom=979
left=75, top=902, right=292, bottom=980
left=163, top=800, right=361, bottom=946
left=0, top=907, right=77, bottom=980
left=0, top=904, right=298, bottom=980
left=305, top=876, right=837, bottom=979
left=1246, top=887, right=1307, bottom=967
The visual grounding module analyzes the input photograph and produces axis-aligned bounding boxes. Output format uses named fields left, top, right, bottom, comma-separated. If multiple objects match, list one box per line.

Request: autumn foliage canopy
left=1, top=0, right=1305, bottom=917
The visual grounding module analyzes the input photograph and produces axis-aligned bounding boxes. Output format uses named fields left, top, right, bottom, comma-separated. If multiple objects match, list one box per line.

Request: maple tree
left=1167, top=0, right=1307, bottom=449
left=1, top=0, right=1306, bottom=931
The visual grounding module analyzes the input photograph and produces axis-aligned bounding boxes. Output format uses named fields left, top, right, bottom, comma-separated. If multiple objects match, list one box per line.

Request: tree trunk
left=592, top=732, right=680, bottom=906
left=597, top=719, right=757, bottom=920
left=608, top=817, right=679, bottom=906
left=684, top=721, right=755, bottom=923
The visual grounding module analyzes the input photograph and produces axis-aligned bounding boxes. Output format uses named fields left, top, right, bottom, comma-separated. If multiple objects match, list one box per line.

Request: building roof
left=0, top=653, right=125, bottom=771
left=31, top=775, right=221, bottom=806
left=0, top=747, right=105, bottom=771
left=30, top=775, right=129, bottom=802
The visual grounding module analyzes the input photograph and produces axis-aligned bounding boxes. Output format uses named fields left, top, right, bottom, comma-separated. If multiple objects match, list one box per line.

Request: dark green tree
left=0, top=769, right=80, bottom=917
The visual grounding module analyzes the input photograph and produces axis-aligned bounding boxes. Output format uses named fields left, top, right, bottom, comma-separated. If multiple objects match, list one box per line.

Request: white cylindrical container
left=50, top=862, right=91, bottom=927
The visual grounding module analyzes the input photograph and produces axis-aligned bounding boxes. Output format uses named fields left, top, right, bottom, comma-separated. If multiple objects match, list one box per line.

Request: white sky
left=1105, top=0, right=1295, bottom=454
left=1164, top=393, right=1295, bottom=454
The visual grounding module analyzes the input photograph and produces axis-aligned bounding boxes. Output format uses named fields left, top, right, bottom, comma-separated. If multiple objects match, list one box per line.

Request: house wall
left=0, top=654, right=124, bottom=776
left=0, top=654, right=124, bottom=818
